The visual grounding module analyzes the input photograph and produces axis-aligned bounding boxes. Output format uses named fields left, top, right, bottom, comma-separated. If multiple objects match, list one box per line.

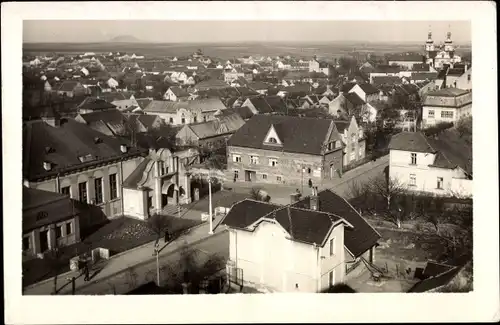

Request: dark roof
left=77, top=97, right=117, bottom=111
left=292, top=189, right=381, bottom=257
left=422, top=261, right=455, bottom=279
left=389, top=130, right=472, bottom=174
left=358, top=83, right=379, bottom=95
left=371, top=76, right=402, bottom=87
left=57, top=81, right=81, bottom=92
left=122, top=157, right=150, bottom=189
left=77, top=109, right=126, bottom=125
left=168, top=86, right=190, bottom=97
left=228, top=115, right=333, bottom=155
left=388, top=132, right=436, bottom=153
left=388, top=54, right=425, bottom=62
left=341, top=82, right=357, bottom=93
left=408, top=264, right=463, bottom=293
left=425, top=88, right=470, bottom=97
left=264, top=95, right=287, bottom=113
left=227, top=106, right=254, bottom=120
left=23, top=187, right=78, bottom=233
left=333, top=121, right=349, bottom=133
left=23, top=119, right=146, bottom=181
left=247, top=97, right=273, bottom=114
left=412, top=63, right=430, bottom=72
left=220, top=199, right=345, bottom=246
left=248, top=81, right=270, bottom=91
left=374, top=65, right=401, bottom=73
left=343, top=92, right=365, bottom=106
left=411, top=72, right=438, bottom=81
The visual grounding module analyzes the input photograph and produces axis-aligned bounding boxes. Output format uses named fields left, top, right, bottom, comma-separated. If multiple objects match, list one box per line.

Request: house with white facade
left=143, top=98, right=227, bottom=125
left=422, top=88, right=472, bottom=127
left=388, top=130, right=472, bottom=198
left=218, top=188, right=381, bottom=293
left=334, top=116, right=366, bottom=167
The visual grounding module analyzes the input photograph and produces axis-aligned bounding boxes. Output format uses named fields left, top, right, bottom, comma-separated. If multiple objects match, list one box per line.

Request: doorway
left=330, top=164, right=335, bottom=179
left=244, top=170, right=256, bottom=182
left=39, top=230, right=49, bottom=253
left=162, top=194, right=169, bottom=208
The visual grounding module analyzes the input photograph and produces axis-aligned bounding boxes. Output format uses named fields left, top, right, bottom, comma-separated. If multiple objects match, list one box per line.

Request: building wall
left=227, top=146, right=343, bottom=186
left=149, top=109, right=216, bottom=126
left=422, top=102, right=472, bottom=126
left=319, top=224, right=345, bottom=290
left=30, top=156, right=143, bottom=223
left=389, top=149, right=471, bottom=196
left=388, top=60, right=422, bottom=70
left=454, top=69, right=472, bottom=90
left=123, top=188, right=148, bottom=220
left=229, top=222, right=318, bottom=293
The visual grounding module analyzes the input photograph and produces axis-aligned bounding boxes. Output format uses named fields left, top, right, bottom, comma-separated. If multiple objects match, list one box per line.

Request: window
left=437, top=177, right=444, bottom=189
left=467, top=74, right=471, bottom=81
left=250, top=156, right=259, bottom=165
left=269, top=158, right=278, bottom=167
left=232, top=154, right=241, bottom=163
left=55, top=225, right=63, bottom=239
left=410, top=153, right=417, bottom=165
left=78, top=181, right=88, bottom=203
left=203, top=116, right=207, bottom=122
left=169, top=117, right=174, bottom=123
left=181, top=118, right=186, bottom=124
left=335, top=141, right=341, bottom=149
left=193, top=116, right=198, bottom=123
left=428, top=110, right=435, bottom=118
left=61, top=186, right=70, bottom=197
left=234, top=170, right=239, bottom=179
left=66, top=222, right=72, bottom=235
left=109, top=173, right=118, bottom=200
left=94, top=177, right=103, bottom=204
left=262, top=174, right=268, bottom=180
left=23, top=237, right=30, bottom=251
left=329, top=271, right=334, bottom=287
left=158, top=161, right=165, bottom=175
left=441, top=111, right=454, bottom=119
left=328, top=142, right=333, bottom=151
left=276, top=176, right=282, bottom=182
left=267, top=137, right=277, bottom=144
left=329, top=237, right=336, bottom=256
left=409, top=174, right=417, bottom=186
left=307, top=168, right=312, bottom=174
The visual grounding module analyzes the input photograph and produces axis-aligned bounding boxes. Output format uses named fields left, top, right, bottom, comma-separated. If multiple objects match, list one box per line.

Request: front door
left=245, top=170, right=252, bottom=182
left=330, top=164, right=335, bottom=179
left=39, top=230, right=49, bottom=252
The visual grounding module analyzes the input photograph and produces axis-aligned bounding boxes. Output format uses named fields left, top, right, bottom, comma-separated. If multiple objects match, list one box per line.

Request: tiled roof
left=371, top=76, right=402, bottom=87
left=122, top=157, right=151, bottom=189
left=425, top=88, right=470, bottom=97
left=186, top=113, right=245, bottom=140
left=220, top=199, right=345, bottom=246
left=388, top=132, right=436, bottom=153
left=388, top=54, right=425, bottom=62
left=247, top=97, right=273, bottom=114
left=341, top=82, right=357, bottom=93
left=225, top=106, right=255, bottom=120
left=77, top=109, right=126, bottom=125
left=408, top=263, right=464, bottom=293
left=422, top=261, right=455, bottom=279
left=228, top=115, right=333, bottom=155
left=358, top=83, right=379, bottom=95
left=57, top=81, right=81, bottom=92
left=411, top=72, right=438, bottom=81
left=333, top=120, right=349, bottom=133
left=23, top=119, right=146, bottom=181
left=248, top=81, right=270, bottom=91
left=343, top=92, right=365, bottom=106
left=144, top=98, right=227, bottom=114
left=168, top=86, right=190, bottom=98
left=264, top=95, right=287, bottom=113
left=23, top=187, right=78, bottom=232
left=292, top=189, right=381, bottom=257
left=373, top=65, right=402, bottom=73
left=78, top=97, right=117, bottom=111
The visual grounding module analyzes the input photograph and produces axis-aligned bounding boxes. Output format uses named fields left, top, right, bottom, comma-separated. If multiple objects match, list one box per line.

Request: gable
left=263, top=124, right=283, bottom=145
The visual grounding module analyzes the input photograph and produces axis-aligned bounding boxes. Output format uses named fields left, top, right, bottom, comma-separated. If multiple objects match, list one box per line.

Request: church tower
left=444, top=31, right=454, bottom=54
left=425, top=31, right=435, bottom=53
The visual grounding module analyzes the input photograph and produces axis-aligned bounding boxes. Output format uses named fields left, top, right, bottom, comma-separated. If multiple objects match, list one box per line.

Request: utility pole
left=208, top=173, right=214, bottom=235
left=155, top=244, right=160, bottom=286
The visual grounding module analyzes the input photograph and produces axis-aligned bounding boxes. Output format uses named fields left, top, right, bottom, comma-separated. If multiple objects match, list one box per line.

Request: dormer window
left=43, top=161, right=52, bottom=171
left=78, top=154, right=95, bottom=163
left=268, top=137, right=277, bottom=144
left=94, top=137, right=102, bottom=144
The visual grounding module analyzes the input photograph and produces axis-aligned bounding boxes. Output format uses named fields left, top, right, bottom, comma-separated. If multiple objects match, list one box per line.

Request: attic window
left=78, top=154, right=95, bottom=163
left=267, top=137, right=277, bottom=144
left=43, top=161, right=52, bottom=171
left=94, top=137, right=102, bottom=144
left=36, top=211, right=48, bottom=221
left=45, top=146, right=54, bottom=154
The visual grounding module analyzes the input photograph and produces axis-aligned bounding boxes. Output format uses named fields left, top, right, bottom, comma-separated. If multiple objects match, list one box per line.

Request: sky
left=23, top=20, right=471, bottom=44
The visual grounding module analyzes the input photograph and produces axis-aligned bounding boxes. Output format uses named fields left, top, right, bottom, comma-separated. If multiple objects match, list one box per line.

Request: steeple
left=444, top=30, right=454, bottom=53
left=425, top=30, right=435, bottom=52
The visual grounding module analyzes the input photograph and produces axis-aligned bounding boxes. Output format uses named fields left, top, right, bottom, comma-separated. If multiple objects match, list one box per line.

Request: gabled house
left=226, top=115, right=344, bottom=185
left=143, top=98, right=227, bottom=125
left=75, top=109, right=128, bottom=137
left=163, top=86, right=190, bottom=102
left=124, top=114, right=165, bottom=133
left=348, top=83, right=379, bottom=103
left=388, top=130, right=472, bottom=197
left=333, top=116, right=366, bottom=166
left=76, top=97, right=117, bottom=114
left=219, top=188, right=380, bottom=293
left=56, top=81, right=87, bottom=98
left=248, top=81, right=270, bottom=95
left=328, top=92, right=375, bottom=122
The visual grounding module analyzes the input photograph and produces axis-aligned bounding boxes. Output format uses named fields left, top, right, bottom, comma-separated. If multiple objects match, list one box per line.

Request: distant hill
left=109, top=35, right=143, bottom=43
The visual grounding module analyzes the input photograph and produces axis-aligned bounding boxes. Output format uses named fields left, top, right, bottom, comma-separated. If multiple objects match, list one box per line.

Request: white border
left=3, top=1, right=499, bottom=323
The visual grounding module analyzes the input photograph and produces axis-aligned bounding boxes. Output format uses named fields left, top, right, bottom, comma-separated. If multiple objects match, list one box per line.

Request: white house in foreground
left=218, top=188, right=381, bottom=293
left=388, top=130, right=472, bottom=198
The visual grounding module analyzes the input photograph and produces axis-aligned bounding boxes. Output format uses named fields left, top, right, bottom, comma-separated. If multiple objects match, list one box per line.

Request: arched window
left=268, top=137, right=277, bottom=144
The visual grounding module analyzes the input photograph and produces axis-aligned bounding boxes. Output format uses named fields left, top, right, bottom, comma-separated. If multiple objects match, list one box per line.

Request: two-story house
left=226, top=115, right=344, bottom=186
left=347, top=83, right=380, bottom=103
left=422, top=88, right=472, bottom=127
left=334, top=116, right=366, bottom=167
left=163, top=86, right=191, bottom=102
left=143, top=98, right=228, bottom=126
left=219, top=188, right=381, bottom=292
left=23, top=114, right=147, bottom=230
left=56, top=81, right=88, bottom=98
left=388, top=130, right=472, bottom=197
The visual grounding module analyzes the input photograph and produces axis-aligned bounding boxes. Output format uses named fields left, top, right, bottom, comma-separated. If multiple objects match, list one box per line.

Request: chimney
left=120, top=145, right=128, bottom=153
left=310, top=187, right=319, bottom=211
left=43, top=161, right=52, bottom=171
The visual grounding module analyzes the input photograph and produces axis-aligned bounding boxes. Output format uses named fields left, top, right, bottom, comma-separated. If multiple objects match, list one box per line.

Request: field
left=23, top=41, right=471, bottom=60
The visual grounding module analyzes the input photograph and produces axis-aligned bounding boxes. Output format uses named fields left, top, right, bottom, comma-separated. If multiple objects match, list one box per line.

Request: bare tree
left=369, top=175, right=407, bottom=228
left=147, top=214, right=173, bottom=245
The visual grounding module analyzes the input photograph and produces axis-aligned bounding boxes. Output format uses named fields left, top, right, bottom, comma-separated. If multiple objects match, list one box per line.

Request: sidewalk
left=23, top=213, right=228, bottom=295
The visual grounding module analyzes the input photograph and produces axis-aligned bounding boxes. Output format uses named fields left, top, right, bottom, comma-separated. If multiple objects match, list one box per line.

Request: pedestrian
left=84, top=262, right=90, bottom=282
left=233, top=175, right=237, bottom=183
left=308, top=179, right=313, bottom=188
left=164, top=230, right=170, bottom=243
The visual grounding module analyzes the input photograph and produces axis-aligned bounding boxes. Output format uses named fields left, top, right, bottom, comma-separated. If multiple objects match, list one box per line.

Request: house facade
left=23, top=187, right=81, bottom=258
left=23, top=117, right=147, bottom=229
left=334, top=117, right=366, bottom=166
left=422, top=88, right=472, bottom=127
left=226, top=115, right=344, bottom=186
left=388, top=131, right=472, bottom=197
left=122, top=148, right=199, bottom=220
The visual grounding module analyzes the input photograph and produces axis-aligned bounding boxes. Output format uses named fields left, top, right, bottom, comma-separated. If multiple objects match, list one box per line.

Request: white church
left=425, top=31, right=462, bottom=69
